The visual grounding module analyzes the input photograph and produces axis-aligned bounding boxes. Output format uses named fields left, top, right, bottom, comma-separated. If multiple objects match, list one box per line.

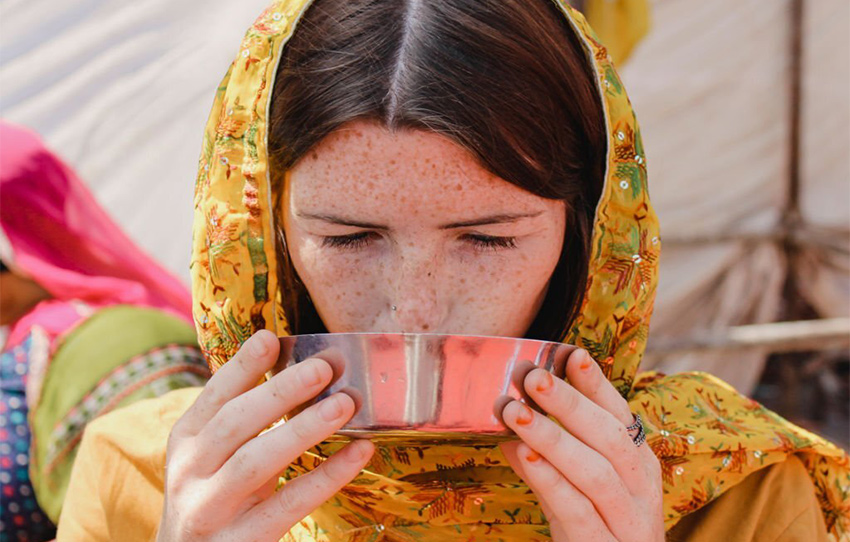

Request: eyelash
left=466, top=234, right=518, bottom=251
left=321, top=232, right=376, bottom=249
left=321, top=233, right=518, bottom=251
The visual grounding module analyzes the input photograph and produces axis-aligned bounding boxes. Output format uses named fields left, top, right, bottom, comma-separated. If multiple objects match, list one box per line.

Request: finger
left=177, top=331, right=280, bottom=436
left=232, top=439, right=374, bottom=541
left=514, top=442, right=615, bottom=542
left=503, top=400, right=636, bottom=535
left=565, top=349, right=632, bottom=425
left=194, top=357, right=334, bottom=469
left=564, top=351, right=660, bottom=470
left=499, top=441, right=568, bottom=539
left=211, top=393, right=358, bottom=500
left=524, top=365, right=646, bottom=489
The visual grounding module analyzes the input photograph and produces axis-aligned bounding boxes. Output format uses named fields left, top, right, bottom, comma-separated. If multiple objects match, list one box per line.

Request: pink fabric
left=0, top=122, right=193, bottom=348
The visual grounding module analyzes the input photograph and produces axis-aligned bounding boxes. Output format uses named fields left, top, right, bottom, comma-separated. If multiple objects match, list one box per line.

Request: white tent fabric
left=619, top=0, right=849, bottom=392
left=1, top=0, right=270, bottom=280
left=796, top=0, right=850, bottom=320
left=2, top=0, right=847, bottom=393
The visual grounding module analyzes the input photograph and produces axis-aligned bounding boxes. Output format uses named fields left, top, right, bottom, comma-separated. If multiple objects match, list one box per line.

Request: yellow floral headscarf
left=190, top=1, right=849, bottom=539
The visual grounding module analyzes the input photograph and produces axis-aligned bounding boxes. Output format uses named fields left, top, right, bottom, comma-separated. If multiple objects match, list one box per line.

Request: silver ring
left=627, top=413, right=646, bottom=447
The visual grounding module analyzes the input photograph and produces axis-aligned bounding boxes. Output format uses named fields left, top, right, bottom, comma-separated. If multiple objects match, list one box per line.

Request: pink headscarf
left=0, top=122, right=193, bottom=349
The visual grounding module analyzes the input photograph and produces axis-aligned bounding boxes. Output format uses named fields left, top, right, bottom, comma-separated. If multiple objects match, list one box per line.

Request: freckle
left=478, top=265, right=485, bottom=273
left=389, top=159, right=396, bottom=165
left=460, top=278, right=466, bottom=284
left=455, top=183, right=463, bottom=191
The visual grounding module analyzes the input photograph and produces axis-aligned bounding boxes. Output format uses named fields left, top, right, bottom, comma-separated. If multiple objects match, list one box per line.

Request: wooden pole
left=646, top=318, right=850, bottom=355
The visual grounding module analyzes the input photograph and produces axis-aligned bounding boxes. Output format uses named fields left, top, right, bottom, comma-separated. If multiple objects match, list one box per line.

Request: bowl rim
left=277, top=331, right=571, bottom=348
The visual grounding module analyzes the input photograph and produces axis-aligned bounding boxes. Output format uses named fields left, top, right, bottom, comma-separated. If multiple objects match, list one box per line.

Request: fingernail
left=301, top=360, right=324, bottom=387
left=534, top=371, right=554, bottom=394
left=578, top=350, right=592, bottom=371
left=344, top=440, right=370, bottom=461
left=250, top=334, right=269, bottom=357
left=525, top=450, right=541, bottom=463
left=319, top=395, right=345, bottom=421
left=514, top=402, right=534, bottom=426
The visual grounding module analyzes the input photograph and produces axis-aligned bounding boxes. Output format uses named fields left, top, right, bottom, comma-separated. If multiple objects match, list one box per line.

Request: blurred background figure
left=0, top=0, right=845, bottom=452
left=0, top=123, right=209, bottom=541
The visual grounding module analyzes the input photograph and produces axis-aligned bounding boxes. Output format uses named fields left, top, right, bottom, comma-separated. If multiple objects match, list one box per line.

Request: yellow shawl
left=189, top=1, right=849, bottom=539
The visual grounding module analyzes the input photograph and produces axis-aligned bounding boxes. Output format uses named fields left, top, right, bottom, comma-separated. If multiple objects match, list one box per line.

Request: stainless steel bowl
left=272, top=333, right=574, bottom=443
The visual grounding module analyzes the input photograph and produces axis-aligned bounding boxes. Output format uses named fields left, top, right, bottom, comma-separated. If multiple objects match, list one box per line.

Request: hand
left=500, top=349, right=663, bottom=541
left=156, top=330, right=374, bottom=542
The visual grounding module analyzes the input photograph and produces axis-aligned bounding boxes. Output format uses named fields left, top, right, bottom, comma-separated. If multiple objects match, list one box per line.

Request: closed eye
left=321, top=232, right=517, bottom=252
left=463, top=234, right=517, bottom=251
left=321, top=232, right=378, bottom=250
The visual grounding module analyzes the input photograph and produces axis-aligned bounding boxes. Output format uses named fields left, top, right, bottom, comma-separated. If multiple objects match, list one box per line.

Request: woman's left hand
left=500, top=349, right=664, bottom=542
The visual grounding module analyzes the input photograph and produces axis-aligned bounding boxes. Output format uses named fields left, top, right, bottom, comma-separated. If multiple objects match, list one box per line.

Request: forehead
left=286, top=120, right=547, bottom=218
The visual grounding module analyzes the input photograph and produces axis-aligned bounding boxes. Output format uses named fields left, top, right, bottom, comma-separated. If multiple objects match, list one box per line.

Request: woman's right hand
left=156, top=330, right=374, bottom=542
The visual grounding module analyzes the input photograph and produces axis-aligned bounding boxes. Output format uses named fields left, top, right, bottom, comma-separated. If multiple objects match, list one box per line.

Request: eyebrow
left=298, top=211, right=543, bottom=230
left=439, top=212, right=543, bottom=229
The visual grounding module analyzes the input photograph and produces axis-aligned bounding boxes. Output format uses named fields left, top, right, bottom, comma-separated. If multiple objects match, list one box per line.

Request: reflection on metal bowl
left=273, top=333, right=575, bottom=443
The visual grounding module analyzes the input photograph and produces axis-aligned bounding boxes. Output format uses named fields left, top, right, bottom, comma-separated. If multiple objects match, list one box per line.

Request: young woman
left=57, top=1, right=849, bottom=541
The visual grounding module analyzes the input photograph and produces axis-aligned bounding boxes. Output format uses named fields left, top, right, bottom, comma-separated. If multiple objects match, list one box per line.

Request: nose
left=391, top=251, right=442, bottom=333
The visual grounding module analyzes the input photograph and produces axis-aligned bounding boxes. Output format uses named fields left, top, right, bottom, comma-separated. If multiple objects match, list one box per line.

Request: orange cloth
left=668, top=454, right=830, bottom=542
left=57, top=388, right=200, bottom=542
left=57, top=387, right=833, bottom=542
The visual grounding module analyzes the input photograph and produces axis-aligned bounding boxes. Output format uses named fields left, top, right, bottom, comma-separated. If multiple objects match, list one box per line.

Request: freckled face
left=281, top=119, right=566, bottom=337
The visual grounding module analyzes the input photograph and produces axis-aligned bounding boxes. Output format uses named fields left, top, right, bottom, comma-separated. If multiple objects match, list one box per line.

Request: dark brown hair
left=269, top=0, right=606, bottom=341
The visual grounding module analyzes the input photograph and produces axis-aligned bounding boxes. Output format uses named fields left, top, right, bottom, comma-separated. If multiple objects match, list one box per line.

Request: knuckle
left=316, top=461, right=341, bottom=486
left=614, top=398, right=634, bottom=421
left=321, top=453, right=355, bottom=483
left=209, top=414, right=242, bottom=444
left=276, top=483, right=307, bottom=518
left=561, top=387, right=582, bottom=416
left=563, top=491, right=595, bottom=519
left=607, top=420, right=633, bottom=453
left=227, top=348, right=257, bottom=379
left=540, top=422, right=564, bottom=450
left=165, top=426, right=186, bottom=455
left=295, top=359, right=326, bottom=389
left=226, top=448, right=254, bottom=479
left=586, top=461, right=620, bottom=496
left=180, top=499, right=214, bottom=535
left=288, top=417, right=314, bottom=443
left=537, top=469, right=563, bottom=493
left=202, top=384, right=229, bottom=411
left=645, top=451, right=663, bottom=480
left=270, top=370, right=295, bottom=401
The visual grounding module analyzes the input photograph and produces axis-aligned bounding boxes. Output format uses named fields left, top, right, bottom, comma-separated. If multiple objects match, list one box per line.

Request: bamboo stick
left=646, top=318, right=850, bottom=355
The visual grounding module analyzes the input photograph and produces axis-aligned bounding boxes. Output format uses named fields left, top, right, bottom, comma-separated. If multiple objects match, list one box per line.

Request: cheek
left=448, top=247, right=559, bottom=336
left=291, top=242, right=387, bottom=330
